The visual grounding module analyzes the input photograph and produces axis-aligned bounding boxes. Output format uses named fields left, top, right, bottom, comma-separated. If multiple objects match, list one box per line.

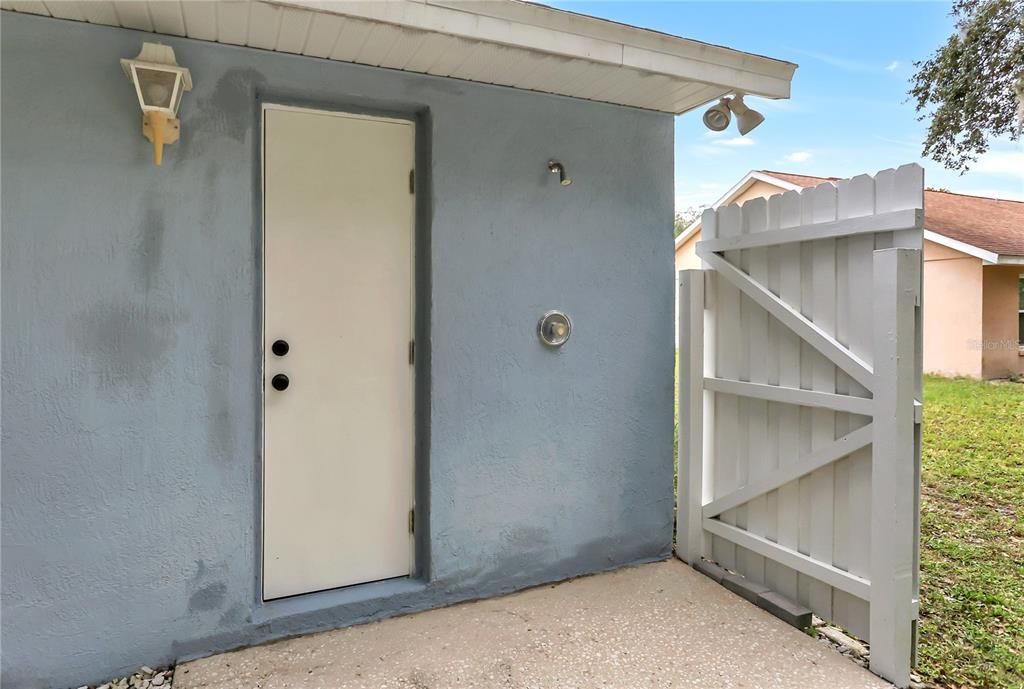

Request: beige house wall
left=675, top=233, right=701, bottom=272
left=731, top=179, right=790, bottom=205
left=922, top=240, right=984, bottom=378
left=981, top=265, right=1024, bottom=379
left=674, top=180, right=789, bottom=273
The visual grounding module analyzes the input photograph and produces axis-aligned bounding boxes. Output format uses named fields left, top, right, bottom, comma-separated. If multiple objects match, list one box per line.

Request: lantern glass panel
left=135, top=67, right=178, bottom=111
left=172, top=81, right=184, bottom=115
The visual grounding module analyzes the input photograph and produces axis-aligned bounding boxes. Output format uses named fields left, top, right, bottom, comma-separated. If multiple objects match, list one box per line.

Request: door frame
left=254, top=100, right=430, bottom=604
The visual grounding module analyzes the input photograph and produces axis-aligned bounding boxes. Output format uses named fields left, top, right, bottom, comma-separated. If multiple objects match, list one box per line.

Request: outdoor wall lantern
left=548, top=160, right=572, bottom=186
left=120, top=42, right=193, bottom=166
left=702, top=93, right=764, bottom=136
left=538, top=311, right=572, bottom=347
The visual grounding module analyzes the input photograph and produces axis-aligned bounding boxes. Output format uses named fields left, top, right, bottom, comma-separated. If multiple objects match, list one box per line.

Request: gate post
left=677, top=269, right=707, bottom=564
left=870, top=247, right=920, bottom=688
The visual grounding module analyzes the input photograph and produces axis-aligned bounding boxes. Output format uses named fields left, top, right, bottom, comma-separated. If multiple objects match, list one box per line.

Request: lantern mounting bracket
left=120, top=42, right=193, bottom=166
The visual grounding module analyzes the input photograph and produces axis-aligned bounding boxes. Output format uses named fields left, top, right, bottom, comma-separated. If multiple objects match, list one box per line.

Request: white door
left=262, top=105, right=415, bottom=600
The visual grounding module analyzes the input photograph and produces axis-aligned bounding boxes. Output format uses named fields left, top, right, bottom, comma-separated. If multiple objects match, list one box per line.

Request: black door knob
left=271, top=373, right=289, bottom=391
left=272, top=339, right=289, bottom=356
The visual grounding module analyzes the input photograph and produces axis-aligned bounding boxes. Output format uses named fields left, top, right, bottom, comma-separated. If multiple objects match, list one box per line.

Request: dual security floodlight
left=702, top=93, right=765, bottom=136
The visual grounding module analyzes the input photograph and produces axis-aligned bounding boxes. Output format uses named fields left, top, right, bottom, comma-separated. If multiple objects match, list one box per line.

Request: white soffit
left=1, top=0, right=797, bottom=114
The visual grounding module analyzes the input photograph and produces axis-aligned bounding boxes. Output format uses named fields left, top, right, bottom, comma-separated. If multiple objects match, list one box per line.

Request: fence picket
left=712, top=204, right=743, bottom=571
left=742, top=198, right=770, bottom=583
left=678, top=166, right=923, bottom=688
left=807, top=183, right=839, bottom=620
left=678, top=269, right=706, bottom=564
left=832, top=174, right=875, bottom=639
left=773, top=189, right=803, bottom=602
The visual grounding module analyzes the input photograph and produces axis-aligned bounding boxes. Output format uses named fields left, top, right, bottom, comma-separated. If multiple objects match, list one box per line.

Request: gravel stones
left=814, top=623, right=933, bottom=688
left=74, top=665, right=173, bottom=689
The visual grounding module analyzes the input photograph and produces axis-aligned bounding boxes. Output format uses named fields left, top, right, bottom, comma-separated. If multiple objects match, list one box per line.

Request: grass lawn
left=918, top=376, right=1024, bottom=688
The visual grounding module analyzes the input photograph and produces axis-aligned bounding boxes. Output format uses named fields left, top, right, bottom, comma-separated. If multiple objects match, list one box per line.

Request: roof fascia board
left=434, top=0, right=799, bottom=90
left=675, top=220, right=702, bottom=248
left=748, top=170, right=805, bottom=192
left=923, top=229, right=999, bottom=264
left=270, top=0, right=795, bottom=99
left=429, top=0, right=797, bottom=79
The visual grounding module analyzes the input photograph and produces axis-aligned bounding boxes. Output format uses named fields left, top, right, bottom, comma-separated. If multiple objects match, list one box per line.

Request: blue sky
left=547, top=1, right=1024, bottom=210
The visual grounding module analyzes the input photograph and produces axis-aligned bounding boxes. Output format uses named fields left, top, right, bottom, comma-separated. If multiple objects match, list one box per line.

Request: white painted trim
left=702, top=518, right=871, bottom=601
left=677, top=269, right=707, bottom=565
left=751, top=170, right=807, bottom=193
left=262, top=102, right=412, bottom=127
left=703, top=377, right=874, bottom=415
left=271, top=0, right=796, bottom=99
left=869, top=247, right=919, bottom=688
left=675, top=219, right=703, bottom=248
left=700, top=208, right=922, bottom=253
left=675, top=170, right=806, bottom=249
left=923, top=229, right=999, bottom=264
left=702, top=424, right=874, bottom=518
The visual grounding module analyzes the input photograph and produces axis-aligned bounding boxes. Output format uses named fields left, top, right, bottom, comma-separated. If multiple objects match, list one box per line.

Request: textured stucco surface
left=981, top=265, right=1024, bottom=379
left=176, top=560, right=891, bottom=689
left=1, top=12, right=674, bottom=688
left=922, top=241, right=984, bottom=378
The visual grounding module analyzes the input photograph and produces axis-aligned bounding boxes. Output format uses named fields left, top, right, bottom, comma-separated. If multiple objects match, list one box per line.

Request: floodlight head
left=727, top=94, right=765, bottom=136
left=702, top=98, right=732, bottom=132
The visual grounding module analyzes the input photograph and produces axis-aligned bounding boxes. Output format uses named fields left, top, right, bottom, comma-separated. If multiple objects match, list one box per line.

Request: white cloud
left=713, top=136, right=756, bottom=147
left=971, top=150, right=1024, bottom=177
left=788, top=48, right=901, bottom=75
left=946, top=187, right=1024, bottom=201
left=785, top=151, right=812, bottom=163
left=789, top=48, right=875, bottom=73
left=874, top=135, right=919, bottom=148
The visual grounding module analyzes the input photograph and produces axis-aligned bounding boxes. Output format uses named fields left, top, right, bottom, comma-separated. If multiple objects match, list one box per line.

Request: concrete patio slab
left=176, top=559, right=890, bottom=689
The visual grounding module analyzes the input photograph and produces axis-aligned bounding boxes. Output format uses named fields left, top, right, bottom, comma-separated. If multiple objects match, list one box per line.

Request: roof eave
left=996, top=254, right=1024, bottom=265
left=923, top=229, right=1000, bottom=264
left=3, top=0, right=796, bottom=113
left=270, top=0, right=797, bottom=104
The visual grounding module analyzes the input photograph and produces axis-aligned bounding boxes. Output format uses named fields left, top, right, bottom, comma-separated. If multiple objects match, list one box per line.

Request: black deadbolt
left=272, top=339, right=289, bottom=357
left=271, top=373, right=289, bottom=391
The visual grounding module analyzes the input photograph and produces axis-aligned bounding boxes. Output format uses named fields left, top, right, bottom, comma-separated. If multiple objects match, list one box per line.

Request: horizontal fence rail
left=676, top=164, right=924, bottom=688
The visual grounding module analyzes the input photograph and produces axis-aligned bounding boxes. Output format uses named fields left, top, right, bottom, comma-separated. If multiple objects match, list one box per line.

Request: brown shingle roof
left=759, top=170, right=1024, bottom=258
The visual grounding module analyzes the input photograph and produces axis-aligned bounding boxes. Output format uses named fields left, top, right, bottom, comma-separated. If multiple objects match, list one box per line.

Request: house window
left=1019, top=276, right=1024, bottom=347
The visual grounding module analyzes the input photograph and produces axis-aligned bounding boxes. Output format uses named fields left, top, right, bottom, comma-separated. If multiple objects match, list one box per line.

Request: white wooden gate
left=677, top=165, right=923, bottom=688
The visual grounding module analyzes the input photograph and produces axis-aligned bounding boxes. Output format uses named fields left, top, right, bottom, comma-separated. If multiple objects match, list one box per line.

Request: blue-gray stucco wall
left=1, top=12, right=675, bottom=688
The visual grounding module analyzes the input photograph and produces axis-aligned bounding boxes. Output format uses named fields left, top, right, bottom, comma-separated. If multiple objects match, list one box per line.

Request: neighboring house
left=676, top=170, right=1024, bottom=379
left=0, top=3, right=798, bottom=688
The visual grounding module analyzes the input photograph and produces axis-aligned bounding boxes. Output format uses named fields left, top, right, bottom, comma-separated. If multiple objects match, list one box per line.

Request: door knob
left=271, top=373, right=289, bottom=391
left=272, top=339, right=289, bottom=356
